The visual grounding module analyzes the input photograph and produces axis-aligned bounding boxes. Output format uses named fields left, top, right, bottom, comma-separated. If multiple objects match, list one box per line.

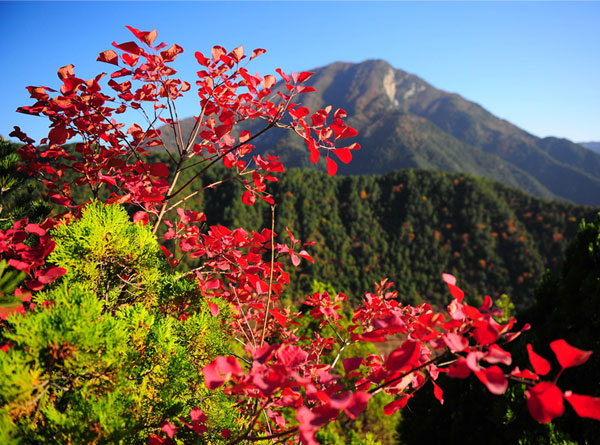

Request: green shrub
left=0, top=203, right=237, bottom=443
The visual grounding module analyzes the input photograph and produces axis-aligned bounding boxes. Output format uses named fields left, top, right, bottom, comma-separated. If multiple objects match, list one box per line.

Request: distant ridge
left=579, top=141, right=600, bottom=153
left=158, top=60, right=600, bottom=205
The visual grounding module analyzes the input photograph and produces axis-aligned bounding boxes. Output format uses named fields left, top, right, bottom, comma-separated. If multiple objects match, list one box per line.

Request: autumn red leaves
left=525, top=339, right=596, bottom=423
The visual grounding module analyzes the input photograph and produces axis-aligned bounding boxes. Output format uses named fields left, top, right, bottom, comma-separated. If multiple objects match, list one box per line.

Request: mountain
left=579, top=141, right=600, bottom=153
left=158, top=60, right=600, bottom=205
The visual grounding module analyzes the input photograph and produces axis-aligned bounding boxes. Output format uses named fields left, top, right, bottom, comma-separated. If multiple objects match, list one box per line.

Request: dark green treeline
left=166, top=160, right=597, bottom=310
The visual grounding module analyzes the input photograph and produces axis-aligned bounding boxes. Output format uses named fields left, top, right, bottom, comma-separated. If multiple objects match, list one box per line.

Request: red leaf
left=526, top=382, right=564, bottom=423
left=112, top=41, right=144, bottom=56
left=564, top=391, right=600, bottom=420
left=334, top=108, right=347, bottom=119
left=333, top=148, right=352, bottom=164
left=203, top=356, right=242, bottom=389
left=484, top=344, right=512, bottom=366
left=527, top=344, right=551, bottom=376
left=149, top=163, right=170, bottom=177
left=177, top=208, right=206, bottom=224
left=262, top=75, right=276, bottom=89
left=289, top=106, right=310, bottom=120
left=292, top=71, right=314, bottom=83
left=229, top=46, right=244, bottom=62
left=296, top=85, right=316, bottom=94
left=447, top=283, right=464, bottom=302
left=247, top=274, right=268, bottom=294
left=97, top=50, right=119, bottom=66
left=161, top=421, right=178, bottom=438
left=98, top=173, right=117, bottom=186
left=57, top=64, right=74, bottom=80
left=510, top=367, right=539, bottom=381
left=386, top=341, right=419, bottom=370
left=276, top=68, right=291, bottom=83
left=25, top=223, right=46, bottom=236
left=211, top=45, right=226, bottom=62
left=343, top=357, right=363, bottom=374
left=48, top=125, right=69, bottom=146
left=448, top=357, right=471, bottom=378
left=447, top=299, right=466, bottom=321
left=209, top=302, right=219, bottom=317
left=242, top=189, right=256, bottom=206
left=474, top=365, right=507, bottom=395
left=125, top=26, right=157, bottom=46
left=215, top=124, right=232, bottom=139
left=443, top=333, right=469, bottom=352
left=326, top=157, right=337, bottom=176
left=270, top=308, right=287, bottom=327
left=550, top=339, right=592, bottom=369
left=37, top=267, right=67, bottom=284
left=195, top=51, right=210, bottom=66
left=290, top=252, right=300, bottom=267
left=239, top=130, right=251, bottom=143
left=383, top=396, right=410, bottom=415
left=356, top=330, right=387, bottom=343
left=190, top=407, right=207, bottom=424
left=160, top=44, right=184, bottom=62
left=463, top=304, right=482, bottom=320
left=250, top=48, right=266, bottom=60
left=343, top=391, right=371, bottom=419
left=442, top=273, right=456, bottom=285
left=106, top=193, right=131, bottom=205
left=298, top=250, right=314, bottom=263
left=148, top=435, right=172, bottom=445
left=133, top=211, right=149, bottom=226
left=471, top=320, right=499, bottom=345
left=432, top=380, right=444, bottom=405
left=339, top=126, right=358, bottom=139
left=480, top=295, right=493, bottom=311
left=160, top=245, right=173, bottom=259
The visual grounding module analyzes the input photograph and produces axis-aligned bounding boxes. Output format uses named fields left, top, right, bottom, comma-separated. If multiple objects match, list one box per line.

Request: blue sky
left=1, top=1, right=599, bottom=143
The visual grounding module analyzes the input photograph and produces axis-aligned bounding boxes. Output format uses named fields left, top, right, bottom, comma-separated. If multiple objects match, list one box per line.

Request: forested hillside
left=137, top=155, right=597, bottom=310
left=11, top=136, right=595, bottom=311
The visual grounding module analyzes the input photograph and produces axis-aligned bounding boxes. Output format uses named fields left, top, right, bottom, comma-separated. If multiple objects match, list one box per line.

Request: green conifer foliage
left=48, top=202, right=166, bottom=308
left=0, top=139, right=49, bottom=230
left=0, top=203, right=236, bottom=443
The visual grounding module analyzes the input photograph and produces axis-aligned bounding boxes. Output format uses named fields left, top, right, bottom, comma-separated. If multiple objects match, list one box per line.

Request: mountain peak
left=161, top=59, right=600, bottom=205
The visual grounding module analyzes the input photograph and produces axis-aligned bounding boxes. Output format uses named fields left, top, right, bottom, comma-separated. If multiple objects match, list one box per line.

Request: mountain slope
left=159, top=59, right=600, bottom=205
left=579, top=141, right=600, bottom=153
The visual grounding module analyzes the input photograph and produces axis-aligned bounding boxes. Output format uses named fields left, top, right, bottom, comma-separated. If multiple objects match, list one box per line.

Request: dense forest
left=398, top=215, right=600, bottom=445
left=142, top=154, right=597, bottom=311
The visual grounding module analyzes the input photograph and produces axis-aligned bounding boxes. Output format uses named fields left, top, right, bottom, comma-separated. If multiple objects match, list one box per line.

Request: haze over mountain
left=160, top=60, right=600, bottom=205
left=580, top=142, right=600, bottom=153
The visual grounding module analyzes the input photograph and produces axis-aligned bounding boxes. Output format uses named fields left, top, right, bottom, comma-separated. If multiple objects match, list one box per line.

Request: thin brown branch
left=164, top=177, right=235, bottom=213
left=260, top=205, right=276, bottom=348
left=164, top=121, right=276, bottom=201
left=244, top=427, right=299, bottom=442
left=227, top=398, right=272, bottom=445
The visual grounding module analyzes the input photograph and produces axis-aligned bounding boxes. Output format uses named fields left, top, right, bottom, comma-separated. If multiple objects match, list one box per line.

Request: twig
left=244, top=427, right=299, bottom=442
left=260, top=205, right=276, bottom=347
